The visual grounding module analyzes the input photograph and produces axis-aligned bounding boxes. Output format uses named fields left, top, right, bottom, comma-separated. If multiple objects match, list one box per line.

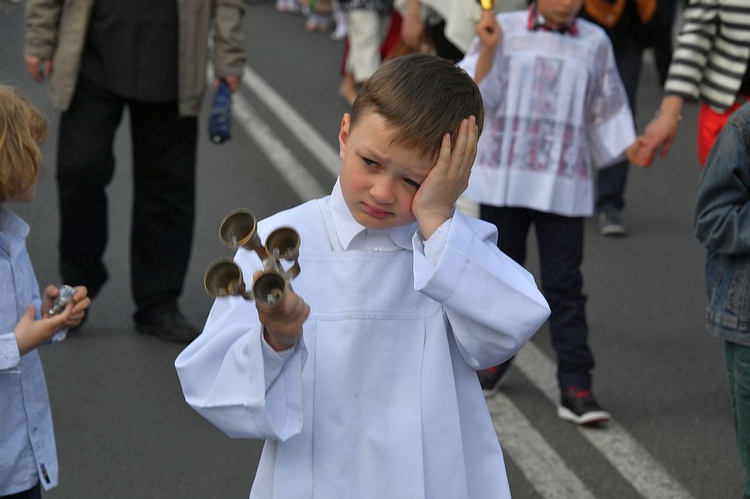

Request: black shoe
left=478, top=357, right=514, bottom=396
left=597, top=209, right=626, bottom=237
left=557, top=387, right=611, bottom=426
left=135, top=310, right=200, bottom=344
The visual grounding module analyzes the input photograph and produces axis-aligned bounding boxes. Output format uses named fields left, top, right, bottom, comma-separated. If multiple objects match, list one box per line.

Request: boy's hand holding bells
left=14, top=285, right=90, bottom=356
left=256, top=271, right=310, bottom=352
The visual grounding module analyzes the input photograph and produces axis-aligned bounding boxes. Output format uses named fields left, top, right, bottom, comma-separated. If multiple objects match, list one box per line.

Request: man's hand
left=635, top=114, right=680, bottom=166
left=214, top=75, right=241, bottom=92
left=25, top=54, right=52, bottom=82
left=625, top=136, right=648, bottom=167
left=634, top=95, right=685, bottom=166
left=254, top=272, right=309, bottom=351
left=412, top=116, right=478, bottom=239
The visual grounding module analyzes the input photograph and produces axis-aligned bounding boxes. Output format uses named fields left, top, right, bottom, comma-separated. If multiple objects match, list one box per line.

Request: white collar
left=329, top=179, right=416, bottom=251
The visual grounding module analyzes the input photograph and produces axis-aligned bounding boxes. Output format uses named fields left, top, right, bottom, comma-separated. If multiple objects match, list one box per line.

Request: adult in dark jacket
left=24, top=0, right=246, bottom=342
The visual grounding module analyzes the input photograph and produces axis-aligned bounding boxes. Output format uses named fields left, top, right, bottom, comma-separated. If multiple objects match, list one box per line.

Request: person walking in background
left=694, top=101, right=750, bottom=499
left=579, top=0, right=656, bottom=236
left=338, top=0, right=394, bottom=103
left=649, top=0, right=677, bottom=87
left=460, top=0, right=638, bottom=424
left=23, top=0, right=246, bottom=343
left=636, top=0, right=750, bottom=168
left=0, top=85, right=90, bottom=499
left=400, top=0, right=464, bottom=62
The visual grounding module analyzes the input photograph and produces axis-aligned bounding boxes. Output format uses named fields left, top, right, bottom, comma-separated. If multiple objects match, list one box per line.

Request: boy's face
left=536, top=0, right=584, bottom=28
left=338, top=111, right=436, bottom=231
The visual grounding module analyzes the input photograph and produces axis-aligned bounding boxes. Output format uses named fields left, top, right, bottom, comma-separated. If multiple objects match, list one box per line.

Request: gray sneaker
left=597, top=210, right=626, bottom=236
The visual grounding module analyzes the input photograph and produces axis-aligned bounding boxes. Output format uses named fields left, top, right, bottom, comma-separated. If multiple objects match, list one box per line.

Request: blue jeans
left=726, top=340, right=750, bottom=499
left=480, top=205, right=594, bottom=391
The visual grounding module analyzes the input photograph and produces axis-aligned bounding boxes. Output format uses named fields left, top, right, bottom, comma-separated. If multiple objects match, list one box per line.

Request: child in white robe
left=175, top=54, right=550, bottom=499
left=458, top=1, right=639, bottom=424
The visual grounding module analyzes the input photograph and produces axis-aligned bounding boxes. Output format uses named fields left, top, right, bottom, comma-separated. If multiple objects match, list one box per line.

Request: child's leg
left=128, top=101, right=197, bottom=322
left=346, top=9, right=385, bottom=84
left=476, top=205, right=533, bottom=391
left=533, top=211, right=593, bottom=392
left=725, top=340, right=750, bottom=499
left=0, top=481, right=42, bottom=499
left=331, top=0, right=347, bottom=40
left=480, top=204, right=531, bottom=265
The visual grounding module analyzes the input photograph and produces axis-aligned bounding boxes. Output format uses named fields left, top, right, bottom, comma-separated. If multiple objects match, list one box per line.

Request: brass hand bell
left=204, top=208, right=301, bottom=307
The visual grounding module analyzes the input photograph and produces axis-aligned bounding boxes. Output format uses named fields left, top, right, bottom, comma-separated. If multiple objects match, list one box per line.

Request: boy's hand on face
left=412, top=116, right=478, bottom=239
left=254, top=272, right=310, bottom=351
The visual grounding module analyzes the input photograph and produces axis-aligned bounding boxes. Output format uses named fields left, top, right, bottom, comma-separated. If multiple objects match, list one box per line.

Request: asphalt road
left=0, top=1, right=744, bottom=497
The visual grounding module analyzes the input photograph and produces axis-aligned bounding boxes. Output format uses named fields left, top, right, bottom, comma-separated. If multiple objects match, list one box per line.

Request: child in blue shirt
left=0, top=85, right=90, bottom=498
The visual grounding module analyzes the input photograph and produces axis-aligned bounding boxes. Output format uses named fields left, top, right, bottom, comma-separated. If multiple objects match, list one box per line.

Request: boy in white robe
left=175, top=54, right=551, bottom=499
left=458, top=1, right=639, bottom=424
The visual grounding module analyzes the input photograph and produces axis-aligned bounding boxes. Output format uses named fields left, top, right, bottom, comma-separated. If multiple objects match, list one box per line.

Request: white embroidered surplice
left=460, top=12, right=636, bottom=217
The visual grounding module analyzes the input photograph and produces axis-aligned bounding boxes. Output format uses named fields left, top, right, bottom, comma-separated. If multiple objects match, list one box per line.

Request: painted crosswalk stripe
left=243, top=65, right=341, bottom=178
left=515, top=343, right=695, bottom=499
left=232, top=94, right=327, bottom=201
left=488, top=393, right=596, bottom=499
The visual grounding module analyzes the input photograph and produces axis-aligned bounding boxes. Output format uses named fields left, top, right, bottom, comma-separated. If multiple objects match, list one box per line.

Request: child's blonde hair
left=0, top=85, right=48, bottom=202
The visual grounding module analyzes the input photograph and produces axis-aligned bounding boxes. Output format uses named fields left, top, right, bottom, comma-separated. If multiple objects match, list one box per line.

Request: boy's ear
left=338, top=113, right=351, bottom=160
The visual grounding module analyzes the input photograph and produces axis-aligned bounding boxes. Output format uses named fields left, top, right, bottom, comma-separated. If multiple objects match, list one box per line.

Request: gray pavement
left=0, top=1, right=744, bottom=497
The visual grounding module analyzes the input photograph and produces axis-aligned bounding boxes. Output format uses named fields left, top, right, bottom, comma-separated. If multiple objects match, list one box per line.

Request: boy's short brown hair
left=0, top=85, right=48, bottom=202
left=350, top=53, right=484, bottom=159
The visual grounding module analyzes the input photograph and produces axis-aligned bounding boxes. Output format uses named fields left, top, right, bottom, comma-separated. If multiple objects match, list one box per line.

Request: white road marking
left=232, top=93, right=327, bottom=201
left=515, top=343, right=695, bottom=499
left=242, top=65, right=341, bottom=178
left=488, top=393, right=597, bottom=499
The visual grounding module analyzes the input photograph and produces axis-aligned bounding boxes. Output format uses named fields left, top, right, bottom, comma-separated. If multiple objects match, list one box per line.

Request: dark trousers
left=481, top=205, right=594, bottom=390
left=596, top=35, right=642, bottom=214
left=725, top=341, right=750, bottom=499
left=1, top=482, right=41, bottom=499
left=57, top=74, right=197, bottom=322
